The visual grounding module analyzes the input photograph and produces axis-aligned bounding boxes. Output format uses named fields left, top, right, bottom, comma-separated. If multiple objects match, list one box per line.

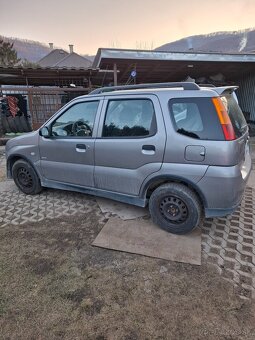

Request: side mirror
left=39, top=127, right=50, bottom=138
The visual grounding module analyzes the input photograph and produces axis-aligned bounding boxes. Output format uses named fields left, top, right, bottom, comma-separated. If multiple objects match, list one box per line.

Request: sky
left=1, top=0, right=255, bottom=55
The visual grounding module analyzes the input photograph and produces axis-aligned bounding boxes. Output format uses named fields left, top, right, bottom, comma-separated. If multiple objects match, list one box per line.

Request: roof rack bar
left=90, top=82, right=200, bottom=94
left=198, top=84, right=216, bottom=88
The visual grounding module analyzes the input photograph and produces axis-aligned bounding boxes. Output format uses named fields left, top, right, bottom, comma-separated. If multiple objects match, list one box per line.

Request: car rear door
left=94, top=94, right=166, bottom=196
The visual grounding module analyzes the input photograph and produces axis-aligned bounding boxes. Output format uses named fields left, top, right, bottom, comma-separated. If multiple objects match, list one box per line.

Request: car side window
left=102, top=99, right=156, bottom=137
left=169, top=97, right=224, bottom=140
left=172, top=102, right=203, bottom=133
left=51, top=101, right=99, bottom=137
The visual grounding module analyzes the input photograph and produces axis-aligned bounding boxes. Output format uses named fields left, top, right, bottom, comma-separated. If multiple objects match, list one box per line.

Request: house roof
left=37, top=49, right=69, bottom=67
left=53, top=52, right=92, bottom=69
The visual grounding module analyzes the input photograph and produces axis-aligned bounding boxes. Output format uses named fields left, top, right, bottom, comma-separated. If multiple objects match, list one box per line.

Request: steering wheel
left=72, top=120, right=92, bottom=136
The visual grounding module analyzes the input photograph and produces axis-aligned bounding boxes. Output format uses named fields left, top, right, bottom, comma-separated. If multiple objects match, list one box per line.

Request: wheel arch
left=140, top=175, right=207, bottom=210
left=7, top=154, right=40, bottom=180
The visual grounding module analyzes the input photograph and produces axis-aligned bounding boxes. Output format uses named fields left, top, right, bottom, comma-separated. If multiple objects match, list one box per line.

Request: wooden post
left=113, top=63, right=118, bottom=86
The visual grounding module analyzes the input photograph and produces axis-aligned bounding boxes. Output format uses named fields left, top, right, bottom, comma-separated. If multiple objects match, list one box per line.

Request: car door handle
left=76, top=144, right=86, bottom=152
left=142, top=145, right=155, bottom=155
left=142, top=145, right=155, bottom=151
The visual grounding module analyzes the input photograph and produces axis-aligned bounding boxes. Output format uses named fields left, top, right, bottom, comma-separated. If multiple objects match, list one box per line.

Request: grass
left=0, top=210, right=255, bottom=339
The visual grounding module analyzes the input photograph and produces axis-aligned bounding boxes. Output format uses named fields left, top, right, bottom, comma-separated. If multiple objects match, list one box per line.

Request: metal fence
left=237, top=75, right=255, bottom=122
left=0, top=87, right=89, bottom=133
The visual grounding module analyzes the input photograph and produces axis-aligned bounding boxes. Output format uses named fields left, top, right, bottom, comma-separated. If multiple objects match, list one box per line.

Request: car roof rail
left=90, top=82, right=200, bottom=95
left=198, top=83, right=216, bottom=88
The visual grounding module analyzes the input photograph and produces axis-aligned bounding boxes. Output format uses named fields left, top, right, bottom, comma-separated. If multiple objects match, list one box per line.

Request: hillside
left=0, top=36, right=51, bottom=62
left=155, top=28, right=255, bottom=53
left=0, top=35, right=94, bottom=63
left=1, top=28, right=255, bottom=66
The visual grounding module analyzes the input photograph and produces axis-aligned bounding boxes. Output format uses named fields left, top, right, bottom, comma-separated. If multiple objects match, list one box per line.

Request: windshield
left=220, top=94, right=247, bottom=138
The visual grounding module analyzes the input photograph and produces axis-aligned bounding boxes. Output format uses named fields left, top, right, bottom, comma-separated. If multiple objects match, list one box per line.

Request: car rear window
left=220, top=94, right=247, bottom=138
left=169, top=97, right=224, bottom=140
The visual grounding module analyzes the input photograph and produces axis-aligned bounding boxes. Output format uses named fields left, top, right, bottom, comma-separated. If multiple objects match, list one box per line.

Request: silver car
left=5, top=82, right=251, bottom=234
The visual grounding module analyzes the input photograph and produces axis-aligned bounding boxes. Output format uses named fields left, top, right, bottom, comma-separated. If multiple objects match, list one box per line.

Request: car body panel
left=5, top=85, right=252, bottom=221
left=94, top=94, right=166, bottom=195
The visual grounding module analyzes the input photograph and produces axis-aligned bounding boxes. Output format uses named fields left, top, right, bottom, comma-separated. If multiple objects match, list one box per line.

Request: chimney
left=49, top=43, right=54, bottom=50
left=69, top=44, right=74, bottom=53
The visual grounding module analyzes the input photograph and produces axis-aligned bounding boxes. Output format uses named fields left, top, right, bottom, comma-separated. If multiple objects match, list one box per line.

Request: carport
left=93, top=48, right=255, bottom=120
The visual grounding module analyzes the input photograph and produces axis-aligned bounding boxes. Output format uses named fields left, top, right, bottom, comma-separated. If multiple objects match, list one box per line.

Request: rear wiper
left=177, top=128, right=200, bottom=139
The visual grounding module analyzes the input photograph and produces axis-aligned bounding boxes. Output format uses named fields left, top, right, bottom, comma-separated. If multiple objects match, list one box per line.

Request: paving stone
left=201, top=186, right=255, bottom=300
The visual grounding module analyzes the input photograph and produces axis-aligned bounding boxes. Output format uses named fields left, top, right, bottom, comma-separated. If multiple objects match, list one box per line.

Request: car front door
left=94, top=94, right=166, bottom=196
left=39, top=99, right=102, bottom=187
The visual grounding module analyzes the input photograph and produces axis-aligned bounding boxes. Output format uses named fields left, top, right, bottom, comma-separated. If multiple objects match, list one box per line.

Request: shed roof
left=0, top=66, right=97, bottom=86
left=93, top=48, right=255, bottom=83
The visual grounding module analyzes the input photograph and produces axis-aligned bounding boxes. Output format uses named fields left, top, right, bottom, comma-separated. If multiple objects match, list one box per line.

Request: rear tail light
left=212, top=97, right=236, bottom=141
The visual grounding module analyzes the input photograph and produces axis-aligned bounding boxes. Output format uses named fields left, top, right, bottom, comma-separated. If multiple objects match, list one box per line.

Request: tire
left=1, top=116, right=11, bottom=133
left=149, top=183, right=202, bottom=234
left=13, top=116, right=22, bottom=132
left=7, top=117, right=18, bottom=133
left=12, top=159, right=42, bottom=195
left=19, top=116, right=32, bottom=132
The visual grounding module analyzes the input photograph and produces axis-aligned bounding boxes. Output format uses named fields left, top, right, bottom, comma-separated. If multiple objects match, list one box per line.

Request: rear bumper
left=204, top=200, right=242, bottom=218
left=197, top=155, right=252, bottom=218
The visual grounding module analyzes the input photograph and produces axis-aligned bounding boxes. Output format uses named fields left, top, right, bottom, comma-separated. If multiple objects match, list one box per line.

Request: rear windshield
left=169, top=97, right=224, bottom=140
left=220, top=94, right=247, bottom=138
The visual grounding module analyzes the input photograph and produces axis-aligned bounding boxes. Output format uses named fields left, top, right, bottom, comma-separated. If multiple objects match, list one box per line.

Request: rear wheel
left=149, top=183, right=202, bottom=234
left=12, top=159, right=42, bottom=195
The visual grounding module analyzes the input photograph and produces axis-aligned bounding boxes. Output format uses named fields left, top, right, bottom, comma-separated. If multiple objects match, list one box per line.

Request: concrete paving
left=0, top=180, right=18, bottom=192
left=247, top=170, right=255, bottom=189
left=96, top=197, right=149, bottom=220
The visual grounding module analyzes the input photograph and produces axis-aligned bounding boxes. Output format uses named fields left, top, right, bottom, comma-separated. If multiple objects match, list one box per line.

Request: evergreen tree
left=0, top=40, right=20, bottom=66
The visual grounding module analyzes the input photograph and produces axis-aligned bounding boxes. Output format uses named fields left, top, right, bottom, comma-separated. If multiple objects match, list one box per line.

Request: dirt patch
left=24, top=257, right=57, bottom=275
left=0, top=213, right=255, bottom=339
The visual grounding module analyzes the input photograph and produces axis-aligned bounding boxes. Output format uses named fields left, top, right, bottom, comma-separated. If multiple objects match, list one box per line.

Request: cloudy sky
left=1, top=0, right=255, bottom=54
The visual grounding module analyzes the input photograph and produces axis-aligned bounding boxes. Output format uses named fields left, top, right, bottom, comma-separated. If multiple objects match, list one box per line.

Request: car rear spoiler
left=211, top=86, right=239, bottom=96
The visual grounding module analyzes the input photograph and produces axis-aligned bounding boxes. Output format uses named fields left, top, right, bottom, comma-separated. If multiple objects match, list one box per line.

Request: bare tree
left=135, top=41, right=154, bottom=50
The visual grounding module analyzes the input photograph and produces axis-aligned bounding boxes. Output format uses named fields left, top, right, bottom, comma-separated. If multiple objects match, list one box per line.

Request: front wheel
left=149, top=183, right=202, bottom=234
left=12, top=159, right=42, bottom=195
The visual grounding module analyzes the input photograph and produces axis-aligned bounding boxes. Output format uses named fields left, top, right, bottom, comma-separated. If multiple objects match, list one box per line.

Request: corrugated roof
left=92, top=47, right=255, bottom=84
left=93, top=48, right=255, bottom=68
left=0, top=66, right=99, bottom=86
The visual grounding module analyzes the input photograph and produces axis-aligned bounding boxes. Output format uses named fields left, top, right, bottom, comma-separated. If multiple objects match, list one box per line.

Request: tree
left=0, top=40, right=20, bottom=66
left=20, top=59, right=39, bottom=68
